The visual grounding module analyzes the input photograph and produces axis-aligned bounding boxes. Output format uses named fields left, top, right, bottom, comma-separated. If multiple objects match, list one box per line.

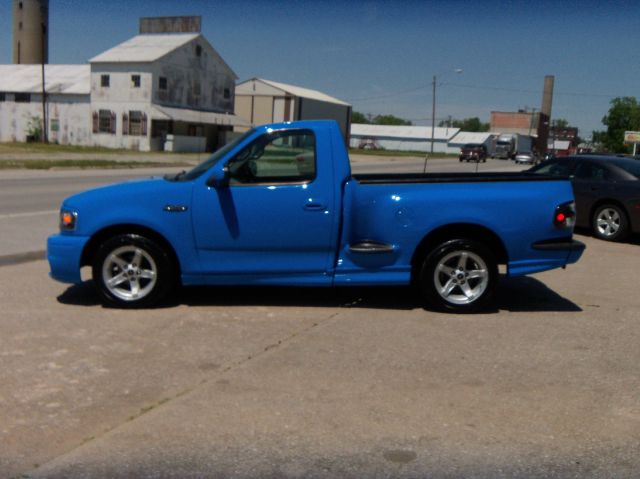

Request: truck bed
left=352, top=171, right=558, bottom=184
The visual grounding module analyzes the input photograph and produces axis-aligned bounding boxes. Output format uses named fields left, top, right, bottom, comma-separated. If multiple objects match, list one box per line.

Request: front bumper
left=47, top=233, right=90, bottom=284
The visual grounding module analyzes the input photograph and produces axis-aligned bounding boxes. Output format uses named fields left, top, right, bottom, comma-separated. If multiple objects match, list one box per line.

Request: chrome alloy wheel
left=595, top=208, right=621, bottom=238
left=433, top=250, right=489, bottom=305
left=102, top=245, right=158, bottom=302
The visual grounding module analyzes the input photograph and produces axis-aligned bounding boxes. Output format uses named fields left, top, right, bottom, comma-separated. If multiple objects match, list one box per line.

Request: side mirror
left=206, top=166, right=230, bottom=188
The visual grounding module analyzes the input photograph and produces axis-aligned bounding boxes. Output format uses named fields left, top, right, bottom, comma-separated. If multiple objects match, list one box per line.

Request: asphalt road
left=0, top=167, right=183, bottom=260
left=0, top=157, right=525, bottom=260
left=1, top=234, right=639, bottom=478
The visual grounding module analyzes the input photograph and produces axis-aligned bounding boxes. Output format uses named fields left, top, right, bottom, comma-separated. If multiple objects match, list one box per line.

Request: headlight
left=59, top=209, right=78, bottom=231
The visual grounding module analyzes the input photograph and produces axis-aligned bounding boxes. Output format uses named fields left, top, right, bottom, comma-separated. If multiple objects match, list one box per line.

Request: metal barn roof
left=350, top=123, right=460, bottom=141
left=0, top=65, right=90, bottom=94
left=90, top=33, right=200, bottom=63
left=449, top=132, right=494, bottom=145
left=236, top=78, right=350, bottom=106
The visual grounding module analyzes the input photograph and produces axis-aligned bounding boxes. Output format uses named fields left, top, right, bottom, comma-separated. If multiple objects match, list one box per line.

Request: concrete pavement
left=1, top=235, right=639, bottom=478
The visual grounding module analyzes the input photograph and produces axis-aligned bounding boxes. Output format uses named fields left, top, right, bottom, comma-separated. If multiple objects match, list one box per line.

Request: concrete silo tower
left=12, top=0, right=49, bottom=64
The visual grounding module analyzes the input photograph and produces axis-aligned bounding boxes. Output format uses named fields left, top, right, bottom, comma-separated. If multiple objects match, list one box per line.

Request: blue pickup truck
left=48, top=120, right=584, bottom=312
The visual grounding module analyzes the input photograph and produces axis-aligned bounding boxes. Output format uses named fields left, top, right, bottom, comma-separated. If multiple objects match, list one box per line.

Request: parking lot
left=2, top=231, right=640, bottom=478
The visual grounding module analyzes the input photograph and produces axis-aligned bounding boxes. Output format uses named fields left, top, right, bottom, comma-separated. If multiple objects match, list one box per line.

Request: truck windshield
left=175, top=129, right=256, bottom=181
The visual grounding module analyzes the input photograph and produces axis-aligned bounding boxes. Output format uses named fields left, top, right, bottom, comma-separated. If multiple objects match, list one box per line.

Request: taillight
left=554, top=201, right=576, bottom=229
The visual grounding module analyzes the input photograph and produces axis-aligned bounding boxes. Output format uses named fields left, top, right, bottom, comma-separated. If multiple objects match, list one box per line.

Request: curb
left=0, top=250, right=46, bottom=267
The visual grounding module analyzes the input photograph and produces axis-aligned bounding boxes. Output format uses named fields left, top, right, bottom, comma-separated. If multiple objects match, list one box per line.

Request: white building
left=350, top=123, right=461, bottom=154
left=0, top=64, right=90, bottom=144
left=235, top=78, right=351, bottom=141
left=0, top=33, right=250, bottom=151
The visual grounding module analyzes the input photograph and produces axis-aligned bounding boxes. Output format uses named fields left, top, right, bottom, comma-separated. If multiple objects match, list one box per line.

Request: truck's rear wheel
left=419, top=239, right=497, bottom=313
left=92, top=233, right=175, bottom=308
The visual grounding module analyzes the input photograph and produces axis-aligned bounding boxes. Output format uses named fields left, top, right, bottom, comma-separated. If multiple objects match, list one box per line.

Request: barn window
left=195, top=45, right=202, bottom=57
left=223, top=88, right=230, bottom=99
left=159, top=77, right=167, bottom=90
left=14, top=93, right=31, bottom=103
left=131, top=75, right=141, bottom=88
left=98, top=109, right=115, bottom=134
left=128, top=111, right=144, bottom=136
left=0, top=93, right=6, bottom=102
left=100, top=75, right=110, bottom=87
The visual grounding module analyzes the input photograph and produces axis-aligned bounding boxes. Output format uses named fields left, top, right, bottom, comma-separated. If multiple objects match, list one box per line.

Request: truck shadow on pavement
left=57, top=276, right=581, bottom=313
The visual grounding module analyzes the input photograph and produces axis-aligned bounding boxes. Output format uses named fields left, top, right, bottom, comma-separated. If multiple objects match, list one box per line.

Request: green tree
left=552, top=118, right=569, bottom=128
left=372, top=114, right=412, bottom=126
left=438, top=117, right=489, bottom=132
left=351, top=111, right=413, bottom=126
left=595, top=97, right=640, bottom=153
left=351, top=111, right=369, bottom=124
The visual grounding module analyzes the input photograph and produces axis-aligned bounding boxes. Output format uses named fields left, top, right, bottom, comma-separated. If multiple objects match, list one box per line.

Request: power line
left=346, top=84, right=430, bottom=102
left=446, top=82, right=621, bottom=99
left=347, top=81, right=626, bottom=103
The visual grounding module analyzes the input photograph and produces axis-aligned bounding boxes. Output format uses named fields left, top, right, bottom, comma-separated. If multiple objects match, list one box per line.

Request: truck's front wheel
left=419, top=239, right=497, bottom=313
left=92, top=233, right=175, bottom=308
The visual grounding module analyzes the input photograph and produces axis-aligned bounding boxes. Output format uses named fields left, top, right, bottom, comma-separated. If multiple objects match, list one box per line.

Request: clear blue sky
left=1, top=0, right=638, bottom=138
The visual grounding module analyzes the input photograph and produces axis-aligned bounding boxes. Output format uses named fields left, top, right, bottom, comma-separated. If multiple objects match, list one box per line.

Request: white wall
left=89, top=63, right=153, bottom=150
left=0, top=93, right=91, bottom=145
left=349, top=134, right=449, bottom=154
left=152, top=39, right=236, bottom=113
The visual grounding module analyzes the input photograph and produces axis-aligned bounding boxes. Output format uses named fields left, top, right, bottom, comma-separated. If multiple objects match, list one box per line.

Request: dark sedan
left=528, top=155, right=640, bottom=241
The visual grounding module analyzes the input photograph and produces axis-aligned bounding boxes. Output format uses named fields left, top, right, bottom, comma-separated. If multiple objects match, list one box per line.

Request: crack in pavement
left=23, top=311, right=342, bottom=478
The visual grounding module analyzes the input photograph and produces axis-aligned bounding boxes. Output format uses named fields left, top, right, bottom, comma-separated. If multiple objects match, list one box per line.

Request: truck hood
left=60, top=176, right=194, bottom=236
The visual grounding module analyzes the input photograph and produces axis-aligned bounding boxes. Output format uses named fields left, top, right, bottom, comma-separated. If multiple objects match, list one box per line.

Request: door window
left=227, top=130, right=316, bottom=184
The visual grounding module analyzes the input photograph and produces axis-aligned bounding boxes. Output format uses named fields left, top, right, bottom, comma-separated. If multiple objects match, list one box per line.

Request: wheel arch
left=410, top=223, right=508, bottom=284
left=81, top=224, right=181, bottom=276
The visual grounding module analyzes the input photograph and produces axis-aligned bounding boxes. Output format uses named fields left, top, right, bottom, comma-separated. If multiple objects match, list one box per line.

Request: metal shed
left=235, top=78, right=352, bottom=142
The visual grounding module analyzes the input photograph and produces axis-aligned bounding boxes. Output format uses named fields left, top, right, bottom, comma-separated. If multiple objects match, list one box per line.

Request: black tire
left=92, top=233, right=176, bottom=308
left=592, top=204, right=629, bottom=242
left=419, top=239, right=498, bottom=313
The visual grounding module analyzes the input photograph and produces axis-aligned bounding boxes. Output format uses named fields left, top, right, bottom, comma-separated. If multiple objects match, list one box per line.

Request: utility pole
left=430, top=69, right=462, bottom=155
left=430, top=75, right=436, bottom=155
left=40, top=21, right=47, bottom=142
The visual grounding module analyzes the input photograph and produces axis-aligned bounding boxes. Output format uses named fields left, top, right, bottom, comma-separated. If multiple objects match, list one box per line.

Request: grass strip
left=349, top=148, right=459, bottom=158
left=0, top=159, right=192, bottom=170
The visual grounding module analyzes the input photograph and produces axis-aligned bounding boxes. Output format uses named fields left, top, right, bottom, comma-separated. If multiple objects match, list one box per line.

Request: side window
left=227, top=130, right=316, bottom=184
left=574, top=162, right=607, bottom=181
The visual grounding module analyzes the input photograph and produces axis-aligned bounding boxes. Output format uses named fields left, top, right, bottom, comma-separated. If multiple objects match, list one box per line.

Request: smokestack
left=538, top=75, right=554, bottom=152
left=541, top=75, right=554, bottom=118
left=12, top=0, right=49, bottom=64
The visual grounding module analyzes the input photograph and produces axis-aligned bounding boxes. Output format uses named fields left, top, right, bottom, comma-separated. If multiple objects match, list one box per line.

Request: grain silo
left=12, top=0, right=49, bottom=64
